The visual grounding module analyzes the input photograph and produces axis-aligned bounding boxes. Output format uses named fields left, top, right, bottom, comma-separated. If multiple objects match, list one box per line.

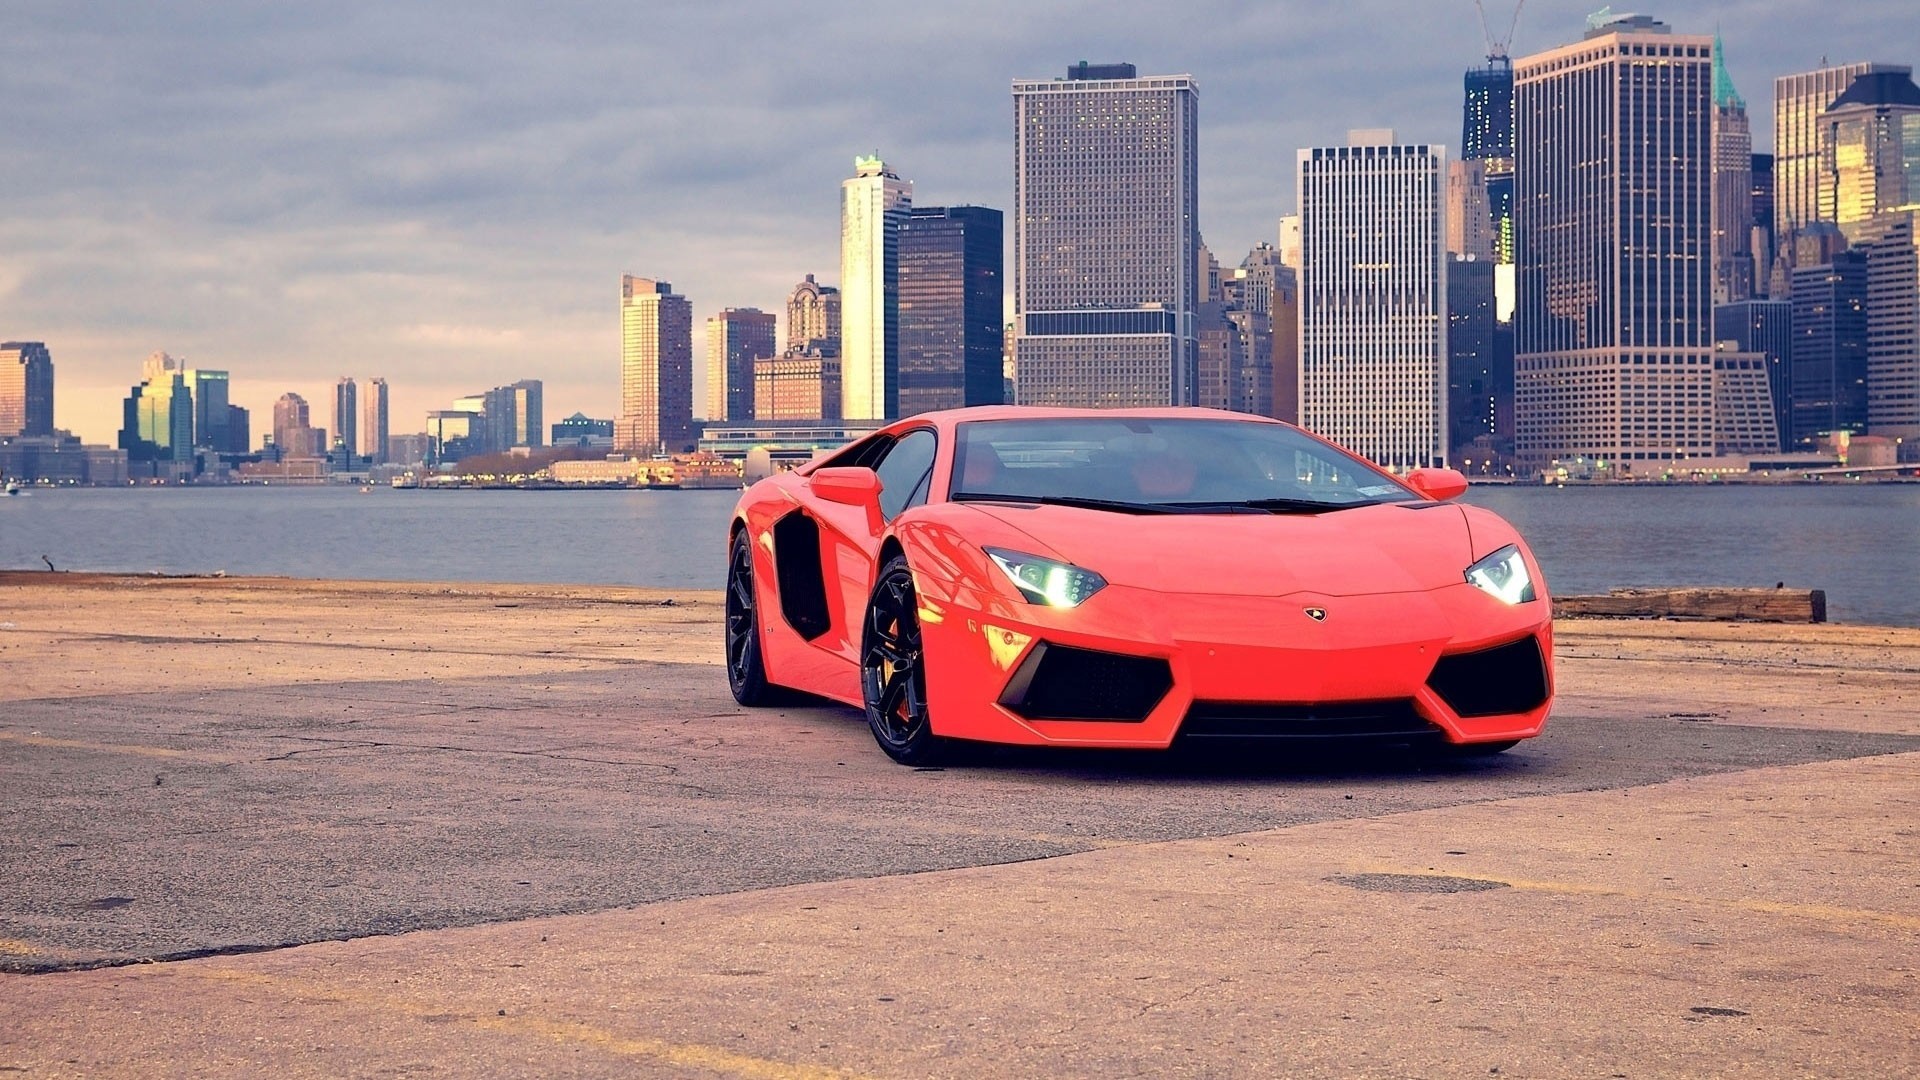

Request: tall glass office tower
left=1462, top=59, right=1515, bottom=267
left=1514, top=14, right=1716, bottom=472
left=898, top=205, right=1004, bottom=416
left=618, top=276, right=694, bottom=456
left=1012, top=62, right=1199, bottom=407
left=1774, top=61, right=1911, bottom=240
left=840, top=156, right=911, bottom=421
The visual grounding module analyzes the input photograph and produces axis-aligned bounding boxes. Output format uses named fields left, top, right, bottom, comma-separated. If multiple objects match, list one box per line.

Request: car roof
left=889, top=405, right=1294, bottom=436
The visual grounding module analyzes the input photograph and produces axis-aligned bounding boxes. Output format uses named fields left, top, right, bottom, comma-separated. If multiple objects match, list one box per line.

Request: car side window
left=873, top=429, right=937, bottom=523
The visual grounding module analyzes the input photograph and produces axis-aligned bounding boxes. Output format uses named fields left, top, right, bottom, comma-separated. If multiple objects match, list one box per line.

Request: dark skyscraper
left=898, top=205, right=1004, bottom=416
left=1447, top=256, right=1498, bottom=455
left=1789, top=253, right=1870, bottom=449
left=1714, top=299, right=1793, bottom=451
left=1751, top=153, right=1777, bottom=293
left=1462, top=60, right=1515, bottom=265
left=0, top=342, right=54, bottom=438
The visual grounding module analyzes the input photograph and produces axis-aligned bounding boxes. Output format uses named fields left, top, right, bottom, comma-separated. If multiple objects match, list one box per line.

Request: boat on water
left=4, top=479, right=20, bottom=496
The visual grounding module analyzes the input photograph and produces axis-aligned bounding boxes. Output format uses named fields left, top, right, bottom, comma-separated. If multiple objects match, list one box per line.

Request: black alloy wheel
left=726, top=530, right=779, bottom=706
left=861, top=555, right=949, bottom=765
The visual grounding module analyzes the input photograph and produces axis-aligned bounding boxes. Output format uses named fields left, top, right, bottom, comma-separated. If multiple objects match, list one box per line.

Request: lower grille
left=1426, top=635, right=1550, bottom=718
left=998, top=643, right=1173, bottom=722
left=1179, top=700, right=1440, bottom=740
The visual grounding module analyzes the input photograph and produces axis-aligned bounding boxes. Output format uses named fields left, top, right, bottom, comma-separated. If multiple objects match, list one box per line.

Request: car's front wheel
left=725, top=529, right=781, bottom=706
left=861, top=555, right=950, bottom=765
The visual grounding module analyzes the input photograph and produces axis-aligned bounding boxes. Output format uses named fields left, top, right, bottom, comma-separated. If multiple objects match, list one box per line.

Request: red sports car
left=725, top=407, right=1552, bottom=765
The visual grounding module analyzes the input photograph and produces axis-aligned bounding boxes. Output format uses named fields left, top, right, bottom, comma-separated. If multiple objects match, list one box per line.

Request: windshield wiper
left=952, top=492, right=1187, bottom=515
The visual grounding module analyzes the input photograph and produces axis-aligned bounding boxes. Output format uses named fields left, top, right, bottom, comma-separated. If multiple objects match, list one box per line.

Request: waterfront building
left=333, top=378, right=358, bottom=460
left=1447, top=255, right=1498, bottom=455
left=840, top=156, right=911, bottom=421
left=617, top=275, right=694, bottom=456
left=272, top=392, right=324, bottom=457
left=706, top=308, right=776, bottom=423
left=1713, top=345, right=1782, bottom=455
left=1849, top=214, right=1920, bottom=440
left=227, top=405, right=250, bottom=460
left=425, top=409, right=480, bottom=464
left=754, top=353, right=842, bottom=421
left=362, top=378, right=389, bottom=464
left=1712, top=37, right=1756, bottom=304
left=0, top=342, right=54, bottom=438
left=0, top=434, right=127, bottom=485
left=387, top=432, right=431, bottom=467
left=507, top=380, right=542, bottom=448
left=1817, top=70, right=1920, bottom=233
left=1298, top=129, right=1448, bottom=469
left=551, top=412, right=614, bottom=448
left=1012, top=62, right=1199, bottom=408
left=1789, top=253, right=1870, bottom=449
left=786, top=275, right=841, bottom=356
left=696, top=419, right=884, bottom=472
left=899, top=205, right=1005, bottom=415
left=180, top=368, right=230, bottom=453
left=1514, top=13, right=1716, bottom=471
left=122, top=368, right=194, bottom=468
left=1775, top=61, right=1912, bottom=240
left=1713, top=299, right=1794, bottom=449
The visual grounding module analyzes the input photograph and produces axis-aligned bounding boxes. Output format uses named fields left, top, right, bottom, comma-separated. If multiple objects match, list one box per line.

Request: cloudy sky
left=4, top=0, right=1915, bottom=444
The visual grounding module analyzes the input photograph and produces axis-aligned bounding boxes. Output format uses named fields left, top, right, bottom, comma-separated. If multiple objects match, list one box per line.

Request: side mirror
left=1406, top=467, right=1469, bottom=502
left=812, top=466, right=882, bottom=506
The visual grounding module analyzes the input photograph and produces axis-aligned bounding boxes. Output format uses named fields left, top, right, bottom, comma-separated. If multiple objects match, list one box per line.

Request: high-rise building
left=227, top=405, right=251, bottom=458
left=1462, top=58, right=1516, bottom=267
left=840, top=156, right=911, bottom=420
left=273, top=392, right=323, bottom=457
left=1012, top=62, right=1199, bottom=408
left=754, top=354, right=842, bottom=421
left=509, top=379, right=542, bottom=448
left=1775, top=61, right=1912, bottom=239
left=120, top=358, right=193, bottom=466
left=618, top=275, right=694, bottom=456
left=1226, top=308, right=1273, bottom=418
left=1270, top=265, right=1301, bottom=423
left=1446, top=159, right=1495, bottom=262
left=1448, top=255, right=1498, bottom=455
left=1712, top=37, right=1756, bottom=304
left=1713, top=344, right=1782, bottom=455
left=1298, top=129, right=1448, bottom=469
left=899, top=205, right=1005, bottom=416
left=182, top=368, right=230, bottom=452
left=333, top=377, right=358, bottom=459
left=1514, top=14, right=1716, bottom=471
left=1849, top=214, right=1920, bottom=439
left=1789, top=253, right=1870, bottom=449
left=1713, top=299, right=1794, bottom=449
left=1751, top=153, right=1778, bottom=294
left=786, top=275, right=841, bottom=356
left=363, top=377, right=389, bottom=463
left=1194, top=302, right=1240, bottom=412
left=425, top=409, right=478, bottom=464
left=1817, top=70, right=1920, bottom=233
left=706, top=308, right=777, bottom=423
left=0, top=342, right=54, bottom=438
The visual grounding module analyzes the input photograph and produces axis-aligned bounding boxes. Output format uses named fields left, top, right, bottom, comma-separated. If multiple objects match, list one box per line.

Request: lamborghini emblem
left=1304, top=607, right=1327, bottom=622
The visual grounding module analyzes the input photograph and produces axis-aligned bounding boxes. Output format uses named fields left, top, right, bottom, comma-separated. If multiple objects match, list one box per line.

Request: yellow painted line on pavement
left=0, top=732, right=192, bottom=760
left=182, top=968, right=876, bottom=1080
left=1356, top=867, right=1920, bottom=931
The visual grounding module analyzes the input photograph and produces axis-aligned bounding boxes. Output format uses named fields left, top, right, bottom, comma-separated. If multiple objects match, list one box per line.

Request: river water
left=2, top=483, right=1916, bottom=626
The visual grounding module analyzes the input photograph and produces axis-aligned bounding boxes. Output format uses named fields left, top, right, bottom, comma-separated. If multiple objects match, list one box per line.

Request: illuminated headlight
left=985, top=548, right=1107, bottom=608
left=1465, top=544, right=1536, bottom=604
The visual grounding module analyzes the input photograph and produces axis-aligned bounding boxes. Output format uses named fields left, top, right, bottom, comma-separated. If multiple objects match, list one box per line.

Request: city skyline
left=8, top=2, right=1916, bottom=445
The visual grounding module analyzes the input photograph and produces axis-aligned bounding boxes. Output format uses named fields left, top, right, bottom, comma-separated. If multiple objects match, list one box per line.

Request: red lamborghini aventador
left=725, top=407, right=1553, bottom=765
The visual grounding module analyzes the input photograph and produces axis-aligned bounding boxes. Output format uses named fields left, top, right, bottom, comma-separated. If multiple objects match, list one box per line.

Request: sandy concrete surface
left=2, top=574, right=1917, bottom=1078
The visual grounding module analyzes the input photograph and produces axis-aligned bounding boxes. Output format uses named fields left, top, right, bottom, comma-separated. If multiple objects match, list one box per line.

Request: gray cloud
left=3, top=0, right=1915, bottom=440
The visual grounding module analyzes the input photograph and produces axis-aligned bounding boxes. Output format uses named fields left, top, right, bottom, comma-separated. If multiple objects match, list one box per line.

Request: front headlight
left=1465, top=544, right=1536, bottom=604
left=985, top=547, right=1107, bottom=608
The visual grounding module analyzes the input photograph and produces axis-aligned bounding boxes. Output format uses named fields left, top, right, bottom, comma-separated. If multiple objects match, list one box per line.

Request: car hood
left=962, top=501, right=1474, bottom=598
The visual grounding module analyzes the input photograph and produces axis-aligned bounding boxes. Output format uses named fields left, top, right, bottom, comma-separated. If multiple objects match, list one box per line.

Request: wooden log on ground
left=1553, top=587, right=1826, bottom=623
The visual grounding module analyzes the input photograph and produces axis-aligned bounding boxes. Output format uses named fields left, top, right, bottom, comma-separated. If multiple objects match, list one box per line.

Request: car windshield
left=948, top=416, right=1420, bottom=512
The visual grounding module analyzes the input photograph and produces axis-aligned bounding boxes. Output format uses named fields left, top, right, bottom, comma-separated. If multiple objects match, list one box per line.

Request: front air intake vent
left=1426, top=635, right=1549, bottom=718
left=998, top=643, right=1173, bottom=722
left=1179, top=701, right=1440, bottom=740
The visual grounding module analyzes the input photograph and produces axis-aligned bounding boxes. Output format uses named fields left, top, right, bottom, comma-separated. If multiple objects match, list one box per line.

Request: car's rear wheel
left=862, top=555, right=949, bottom=766
left=726, top=530, right=780, bottom=706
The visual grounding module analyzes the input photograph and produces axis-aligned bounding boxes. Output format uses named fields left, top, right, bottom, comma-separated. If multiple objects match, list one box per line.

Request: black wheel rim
left=864, top=570, right=927, bottom=748
left=725, top=538, right=755, bottom=687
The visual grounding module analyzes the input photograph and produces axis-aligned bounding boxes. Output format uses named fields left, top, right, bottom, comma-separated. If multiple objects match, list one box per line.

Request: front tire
left=725, top=530, right=780, bottom=706
left=861, top=555, right=950, bottom=766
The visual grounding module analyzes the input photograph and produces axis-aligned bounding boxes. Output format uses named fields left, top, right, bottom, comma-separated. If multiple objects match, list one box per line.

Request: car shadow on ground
left=928, top=735, right=1536, bottom=783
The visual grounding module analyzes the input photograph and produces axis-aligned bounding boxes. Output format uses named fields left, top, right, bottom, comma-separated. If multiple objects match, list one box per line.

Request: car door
left=809, top=427, right=939, bottom=667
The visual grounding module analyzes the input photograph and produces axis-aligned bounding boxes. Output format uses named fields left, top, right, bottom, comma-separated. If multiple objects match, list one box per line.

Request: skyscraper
left=840, top=156, right=911, bottom=420
left=786, top=275, right=841, bottom=355
left=273, top=392, right=322, bottom=457
left=1751, top=153, right=1778, bottom=293
left=334, top=377, right=358, bottom=460
left=363, top=377, right=389, bottom=463
left=120, top=354, right=193, bottom=468
left=1462, top=58, right=1516, bottom=267
left=706, top=308, right=777, bottom=423
left=1012, top=62, right=1199, bottom=408
left=1514, top=13, right=1716, bottom=471
left=1298, top=130, right=1448, bottom=469
left=1448, top=255, right=1498, bottom=455
left=0, top=342, right=54, bottom=438
left=618, top=275, right=694, bottom=456
left=1712, top=36, right=1756, bottom=304
left=1817, top=70, right=1920, bottom=232
left=1774, top=61, right=1912, bottom=239
left=509, top=379, right=543, bottom=448
left=1789, top=253, right=1870, bottom=448
left=182, top=368, right=230, bottom=452
left=1713, top=300, right=1794, bottom=449
left=1446, top=159, right=1495, bottom=262
left=1849, top=213, right=1920, bottom=440
left=899, top=204, right=1005, bottom=416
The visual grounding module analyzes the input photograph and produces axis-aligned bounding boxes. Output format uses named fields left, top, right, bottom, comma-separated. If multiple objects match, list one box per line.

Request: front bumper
left=912, top=577, right=1553, bottom=749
